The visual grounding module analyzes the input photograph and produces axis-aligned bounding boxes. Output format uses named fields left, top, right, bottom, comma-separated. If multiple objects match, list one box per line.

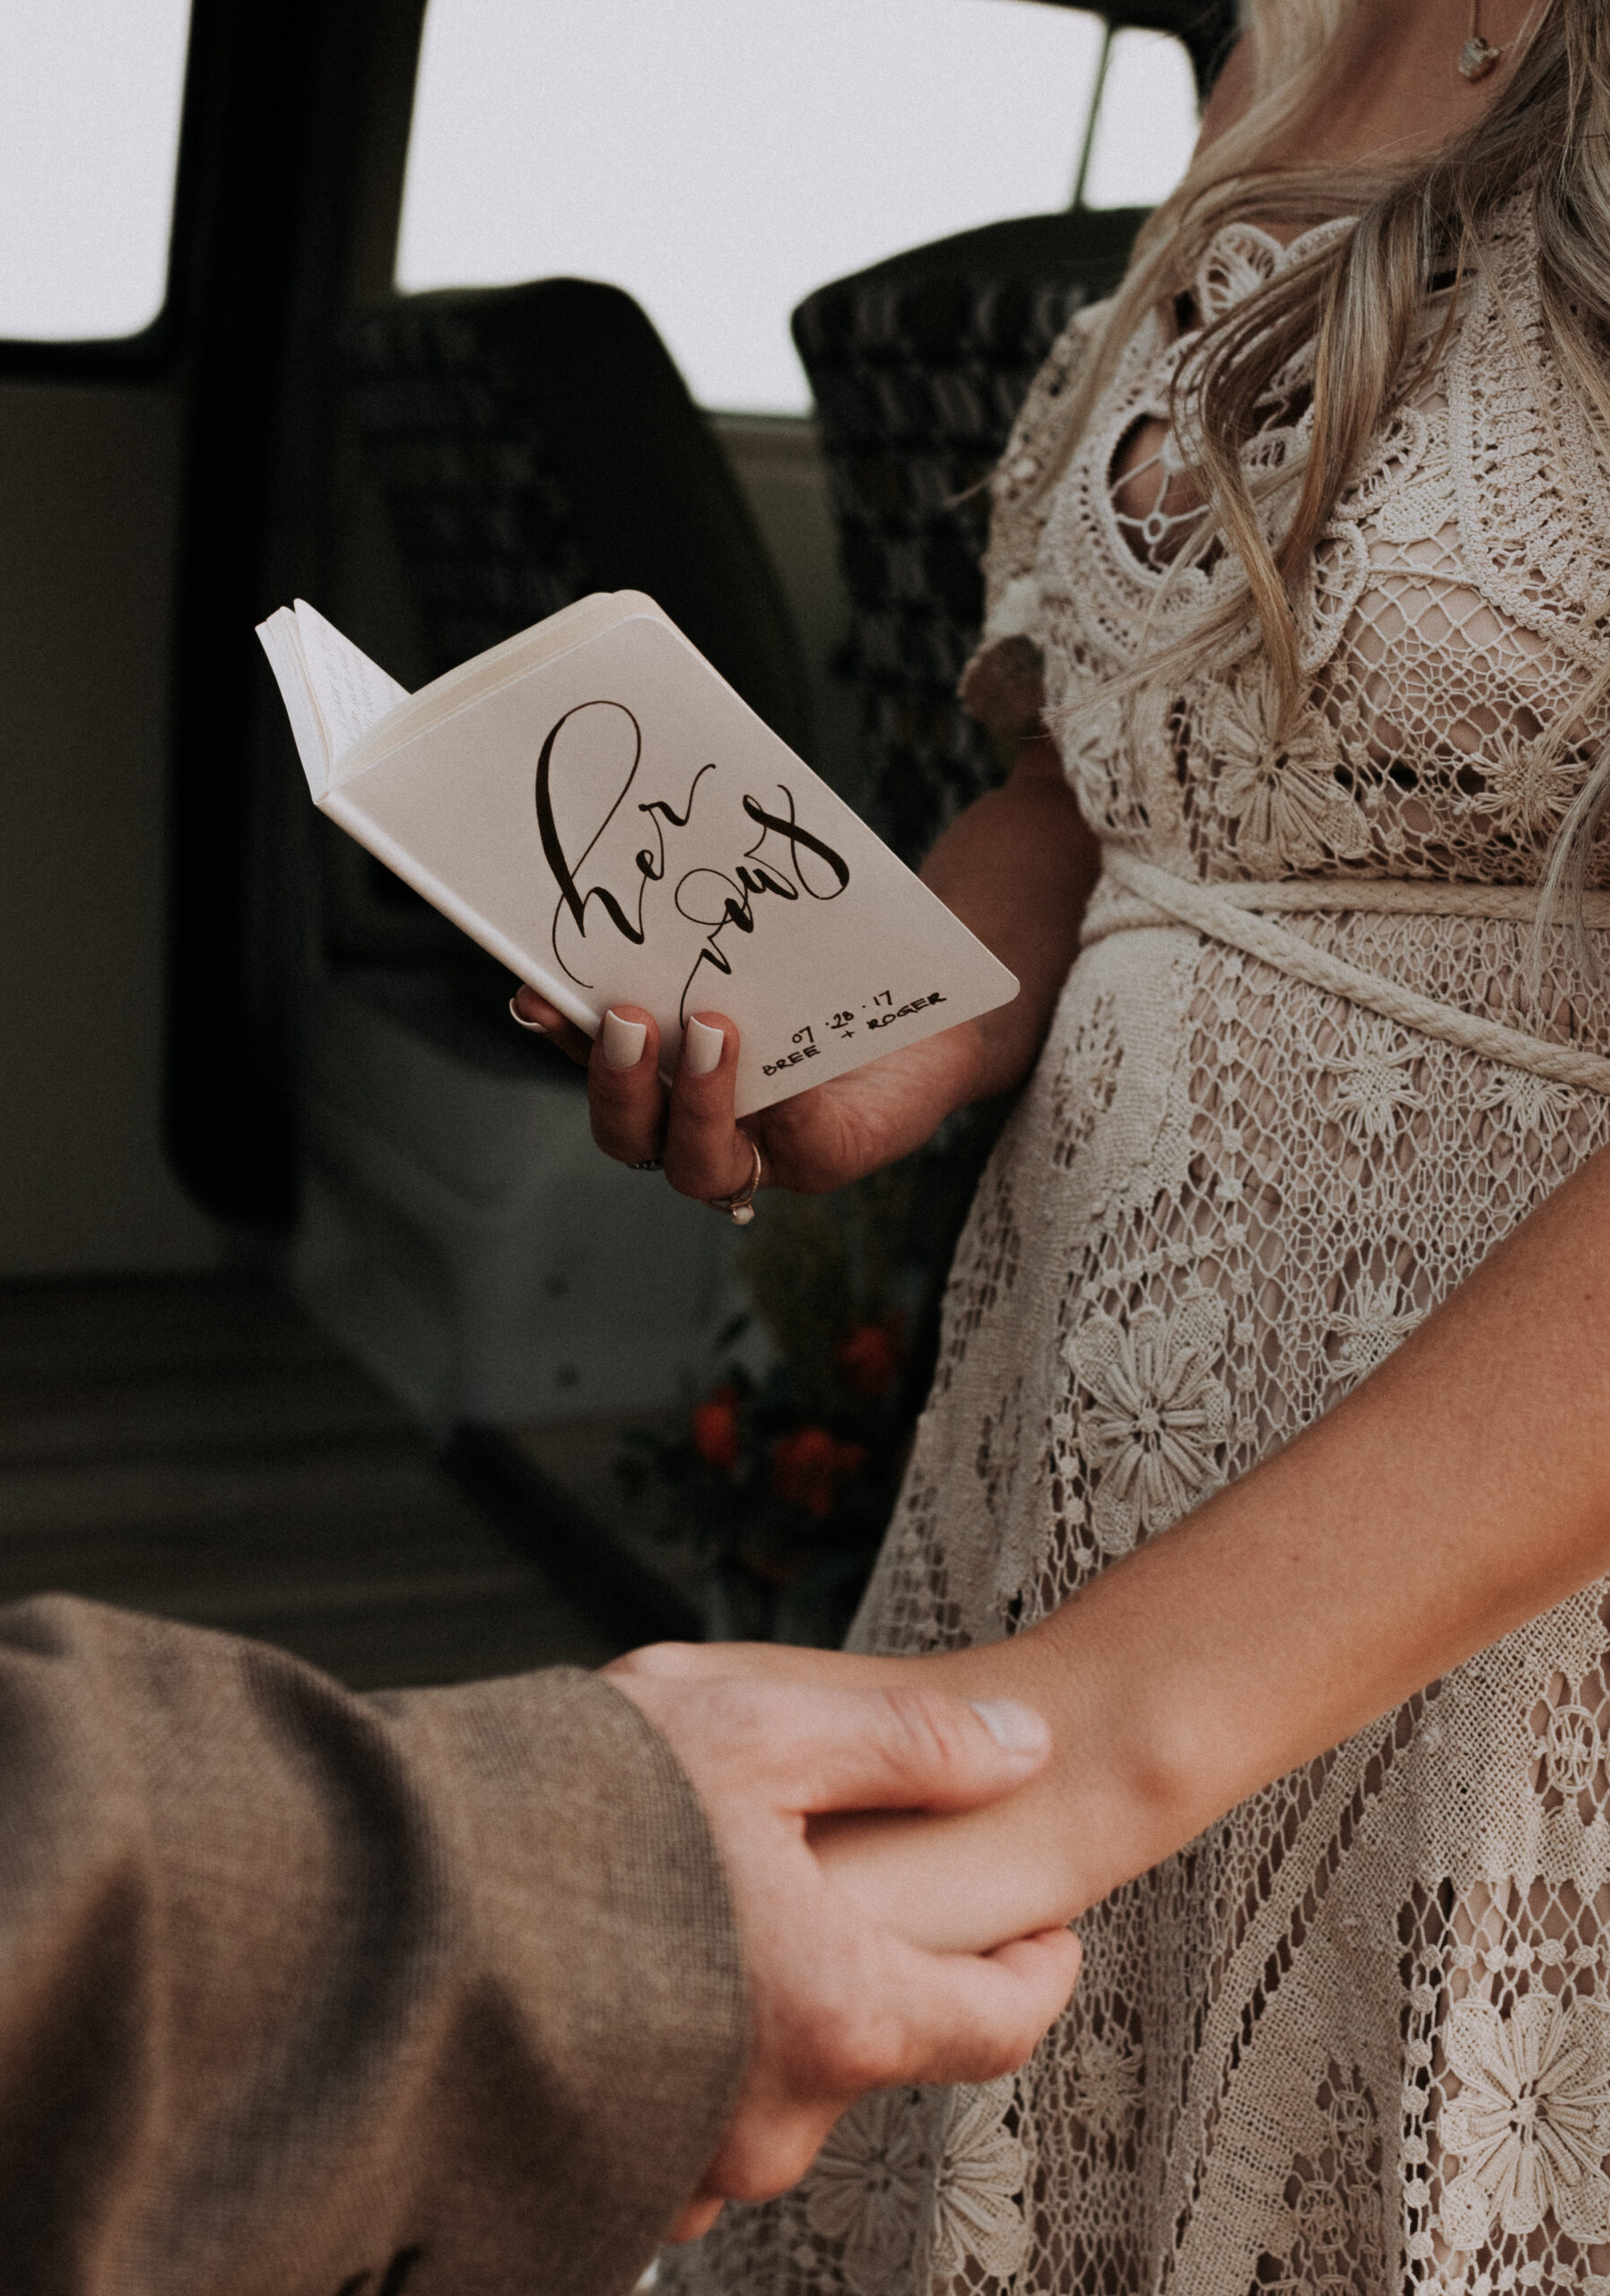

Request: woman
left=518, top=1, right=1610, bottom=2286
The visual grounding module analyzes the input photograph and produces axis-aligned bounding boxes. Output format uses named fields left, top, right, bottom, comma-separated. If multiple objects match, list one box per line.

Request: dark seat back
left=792, top=208, right=1145, bottom=865
left=340, top=277, right=813, bottom=757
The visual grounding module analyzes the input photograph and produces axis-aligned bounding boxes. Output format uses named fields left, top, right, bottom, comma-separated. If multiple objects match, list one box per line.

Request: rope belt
left=1082, top=847, right=1610, bottom=1098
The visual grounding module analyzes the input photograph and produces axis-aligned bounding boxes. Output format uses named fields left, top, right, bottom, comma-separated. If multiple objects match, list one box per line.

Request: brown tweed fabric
left=0, top=1596, right=747, bottom=2295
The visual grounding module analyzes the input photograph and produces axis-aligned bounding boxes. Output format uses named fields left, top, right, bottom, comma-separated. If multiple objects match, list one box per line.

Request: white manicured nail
left=970, top=1700, right=1049, bottom=1755
left=683, top=1017, right=725, bottom=1076
left=509, top=996, right=548, bottom=1034
left=602, top=1010, right=648, bottom=1071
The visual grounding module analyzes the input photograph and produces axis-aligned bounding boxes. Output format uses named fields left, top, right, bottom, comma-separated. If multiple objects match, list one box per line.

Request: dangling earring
left=1458, top=0, right=1534, bottom=81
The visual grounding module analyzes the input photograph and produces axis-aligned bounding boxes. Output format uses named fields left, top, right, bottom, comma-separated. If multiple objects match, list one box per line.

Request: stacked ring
left=707, top=1135, right=763, bottom=1225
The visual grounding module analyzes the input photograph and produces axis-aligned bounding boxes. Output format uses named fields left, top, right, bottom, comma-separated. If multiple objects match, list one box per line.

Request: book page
left=257, top=608, right=331, bottom=796
left=318, top=609, right=1019, bottom=1117
left=327, top=590, right=665, bottom=789
left=291, top=600, right=410, bottom=770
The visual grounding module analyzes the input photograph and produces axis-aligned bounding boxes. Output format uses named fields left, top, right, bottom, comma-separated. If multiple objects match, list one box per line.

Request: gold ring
left=707, top=1135, right=763, bottom=1225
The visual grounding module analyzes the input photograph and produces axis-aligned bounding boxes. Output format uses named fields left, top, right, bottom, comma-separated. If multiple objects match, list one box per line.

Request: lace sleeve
left=959, top=296, right=1111, bottom=741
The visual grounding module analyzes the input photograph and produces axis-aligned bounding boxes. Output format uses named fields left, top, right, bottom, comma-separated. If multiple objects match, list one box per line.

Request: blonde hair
left=1046, top=0, right=1610, bottom=952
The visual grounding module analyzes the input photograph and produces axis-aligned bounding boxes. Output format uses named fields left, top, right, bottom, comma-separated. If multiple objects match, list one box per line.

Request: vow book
left=257, top=591, right=1017, bottom=1117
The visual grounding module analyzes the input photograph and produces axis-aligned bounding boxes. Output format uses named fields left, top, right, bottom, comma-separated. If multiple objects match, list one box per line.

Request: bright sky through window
left=398, top=0, right=1196, bottom=414
left=0, top=0, right=192, bottom=341
left=1082, top=27, right=1200, bottom=209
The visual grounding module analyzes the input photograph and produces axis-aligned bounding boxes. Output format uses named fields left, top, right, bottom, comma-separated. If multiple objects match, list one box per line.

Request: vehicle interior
left=1, top=0, right=1232, bottom=1687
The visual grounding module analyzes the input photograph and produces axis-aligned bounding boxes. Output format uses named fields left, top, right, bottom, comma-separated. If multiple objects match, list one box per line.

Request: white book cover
left=257, top=591, right=1018, bottom=1118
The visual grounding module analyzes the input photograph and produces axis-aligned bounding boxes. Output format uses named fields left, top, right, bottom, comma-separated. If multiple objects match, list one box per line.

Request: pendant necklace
left=1458, top=0, right=1532, bottom=81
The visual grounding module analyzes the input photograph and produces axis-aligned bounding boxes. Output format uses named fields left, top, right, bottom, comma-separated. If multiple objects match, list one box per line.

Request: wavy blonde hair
left=1045, top=0, right=1610, bottom=947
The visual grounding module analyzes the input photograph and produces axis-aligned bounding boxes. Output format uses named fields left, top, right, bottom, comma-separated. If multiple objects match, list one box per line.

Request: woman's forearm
left=814, top=1140, right=1610, bottom=1949
left=922, top=735, right=1101, bottom=1100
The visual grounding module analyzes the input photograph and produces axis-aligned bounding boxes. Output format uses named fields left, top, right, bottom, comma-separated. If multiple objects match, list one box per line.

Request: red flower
left=692, top=1385, right=741, bottom=1474
left=836, top=1316, right=907, bottom=1400
left=769, top=1425, right=866, bottom=1518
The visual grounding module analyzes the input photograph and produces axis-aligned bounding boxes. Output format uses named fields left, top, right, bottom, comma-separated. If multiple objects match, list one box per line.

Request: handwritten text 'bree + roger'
left=761, top=988, right=949, bottom=1077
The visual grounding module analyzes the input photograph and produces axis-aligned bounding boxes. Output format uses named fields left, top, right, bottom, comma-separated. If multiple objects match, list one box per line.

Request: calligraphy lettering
left=535, top=698, right=714, bottom=988
left=533, top=707, right=850, bottom=1015
left=674, top=784, right=850, bottom=1021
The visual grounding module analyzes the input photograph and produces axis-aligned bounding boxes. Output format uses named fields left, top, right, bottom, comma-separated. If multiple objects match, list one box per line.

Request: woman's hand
left=509, top=992, right=991, bottom=1202
left=511, top=738, right=1102, bottom=1201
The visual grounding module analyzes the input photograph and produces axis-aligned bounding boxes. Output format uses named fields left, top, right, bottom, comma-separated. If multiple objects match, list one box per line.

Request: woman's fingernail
left=970, top=1700, right=1049, bottom=1755
left=602, top=1009, right=648, bottom=1071
left=509, top=996, right=549, bottom=1034
left=683, top=1017, right=725, bottom=1076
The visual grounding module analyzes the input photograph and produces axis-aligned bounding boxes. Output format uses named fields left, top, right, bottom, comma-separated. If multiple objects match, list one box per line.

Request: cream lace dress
left=664, top=199, right=1610, bottom=2296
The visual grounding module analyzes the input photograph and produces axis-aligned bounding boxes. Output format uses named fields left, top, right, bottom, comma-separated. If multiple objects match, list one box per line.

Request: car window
left=396, top=0, right=1197, bottom=415
left=0, top=0, right=192, bottom=342
left=1079, top=24, right=1200, bottom=209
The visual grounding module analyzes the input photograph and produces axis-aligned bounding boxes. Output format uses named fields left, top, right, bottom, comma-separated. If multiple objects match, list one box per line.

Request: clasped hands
left=608, top=1648, right=1083, bottom=2243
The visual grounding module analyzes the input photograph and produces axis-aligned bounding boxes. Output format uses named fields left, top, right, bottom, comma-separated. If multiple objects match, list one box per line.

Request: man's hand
left=604, top=1667, right=1082, bottom=2240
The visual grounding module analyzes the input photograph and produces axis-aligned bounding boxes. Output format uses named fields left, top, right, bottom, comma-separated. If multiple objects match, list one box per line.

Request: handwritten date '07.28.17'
left=760, top=987, right=949, bottom=1079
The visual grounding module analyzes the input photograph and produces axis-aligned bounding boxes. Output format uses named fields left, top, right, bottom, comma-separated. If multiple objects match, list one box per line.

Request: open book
left=257, top=592, right=1017, bottom=1118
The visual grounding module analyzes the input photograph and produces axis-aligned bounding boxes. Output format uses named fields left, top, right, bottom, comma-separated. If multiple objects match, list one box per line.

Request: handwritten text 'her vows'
left=535, top=699, right=851, bottom=1025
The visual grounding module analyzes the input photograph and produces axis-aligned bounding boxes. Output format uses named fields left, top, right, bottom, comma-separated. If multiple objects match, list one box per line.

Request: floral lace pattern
left=662, top=194, right=1610, bottom=2296
left=1063, top=1293, right=1229, bottom=1557
left=1439, top=1996, right=1610, bottom=2248
left=1208, top=659, right=1370, bottom=873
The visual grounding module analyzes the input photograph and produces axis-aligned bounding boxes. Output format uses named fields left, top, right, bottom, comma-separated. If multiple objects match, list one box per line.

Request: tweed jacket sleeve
left=0, top=1594, right=747, bottom=2296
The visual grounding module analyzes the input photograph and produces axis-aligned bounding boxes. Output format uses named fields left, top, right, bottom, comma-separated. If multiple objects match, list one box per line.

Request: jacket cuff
left=379, top=1665, right=750, bottom=2293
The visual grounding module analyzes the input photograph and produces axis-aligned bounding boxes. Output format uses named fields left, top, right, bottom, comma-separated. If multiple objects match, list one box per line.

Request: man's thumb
left=785, top=1683, right=1051, bottom=1817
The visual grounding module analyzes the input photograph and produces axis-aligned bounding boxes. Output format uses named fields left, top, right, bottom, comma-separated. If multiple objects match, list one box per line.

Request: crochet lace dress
left=663, top=197, right=1610, bottom=2296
